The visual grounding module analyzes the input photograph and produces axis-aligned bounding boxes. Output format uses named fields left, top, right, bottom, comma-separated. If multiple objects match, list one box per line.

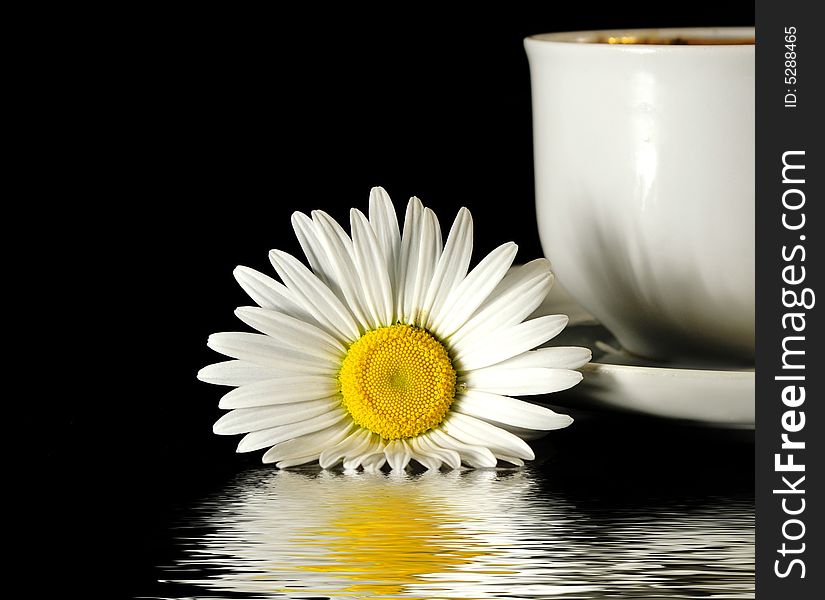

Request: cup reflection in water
left=525, top=28, right=755, bottom=362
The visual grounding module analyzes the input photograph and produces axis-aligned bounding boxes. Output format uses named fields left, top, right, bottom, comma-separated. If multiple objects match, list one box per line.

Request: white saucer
left=535, top=281, right=755, bottom=429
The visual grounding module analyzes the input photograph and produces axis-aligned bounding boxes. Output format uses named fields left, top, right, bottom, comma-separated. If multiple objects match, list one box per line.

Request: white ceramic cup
left=525, top=27, right=754, bottom=362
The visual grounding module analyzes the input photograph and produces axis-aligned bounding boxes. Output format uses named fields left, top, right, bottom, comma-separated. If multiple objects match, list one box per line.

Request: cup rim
left=525, top=26, right=755, bottom=49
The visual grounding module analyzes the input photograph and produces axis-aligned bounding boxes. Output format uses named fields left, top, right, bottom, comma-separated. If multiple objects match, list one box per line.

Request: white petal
left=453, top=390, right=575, bottom=431
left=418, top=208, right=444, bottom=325
left=449, top=259, right=552, bottom=347
left=412, top=454, right=442, bottom=471
left=197, top=360, right=282, bottom=387
left=310, top=210, right=372, bottom=330
left=415, top=433, right=461, bottom=469
left=294, top=210, right=378, bottom=334
left=275, top=454, right=321, bottom=468
left=496, top=455, right=525, bottom=467
left=430, top=242, right=518, bottom=338
left=268, top=250, right=361, bottom=342
left=361, top=453, right=387, bottom=474
left=420, top=207, right=473, bottom=329
left=233, top=266, right=311, bottom=321
left=368, top=187, right=401, bottom=300
left=319, top=428, right=373, bottom=469
left=460, top=367, right=583, bottom=396
left=493, top=347, right=592, bottom=370
left=231, top=409, right=348, bottom=452
left=343, top=434, right=385, bottom=470
left=384, top=439, right=412, bottom=471
left=350, top=209, right=394, bottom=328
left=401, top=202, right=440, bottom=325
left=218, top=378, right=339, bottom=409
left=214, top=399, right=343, bottom=436
left=442, top=412, right=536, bottom=460
left=207, top=332, right=338, bottom=373
left=427, top=428, right=497, bottom=468
left=453, top=315, right=569, bottom=371
left=396, top=197, right=423, bottom=322
left=262, top=422, right=355, bottom=463
left=429, top=205, right=443, bottom=253
left=406, top=437, right=442, bottom=470
left=488, top=258, right=554, bottom=305
left=291, top=211, right=335, bottom=288
left=234, top=306, right=346, bottom=360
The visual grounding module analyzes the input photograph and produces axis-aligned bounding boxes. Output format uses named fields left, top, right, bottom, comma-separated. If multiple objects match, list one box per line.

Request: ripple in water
left=156, top=467, right=753, bottom=599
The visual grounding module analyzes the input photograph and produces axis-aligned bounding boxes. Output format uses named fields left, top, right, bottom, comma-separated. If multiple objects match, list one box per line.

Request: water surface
left=149, top=461, right=753, bottom=599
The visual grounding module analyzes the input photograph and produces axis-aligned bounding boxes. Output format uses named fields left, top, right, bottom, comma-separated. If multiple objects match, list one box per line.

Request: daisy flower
left=198, top=187, right=590, bottom=471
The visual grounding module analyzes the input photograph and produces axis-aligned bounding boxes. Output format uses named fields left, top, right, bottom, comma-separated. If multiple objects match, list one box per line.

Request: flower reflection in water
left=163, top=468, right=753, bottom=599
left=292, top=474, right=492, bottom=597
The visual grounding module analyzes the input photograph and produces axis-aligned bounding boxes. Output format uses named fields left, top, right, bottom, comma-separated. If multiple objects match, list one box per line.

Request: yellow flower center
left=339, top=324, right=456, bottom=440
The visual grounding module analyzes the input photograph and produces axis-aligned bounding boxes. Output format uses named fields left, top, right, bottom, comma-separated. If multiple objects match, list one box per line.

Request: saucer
left=534, top=282, right=754, bottom=429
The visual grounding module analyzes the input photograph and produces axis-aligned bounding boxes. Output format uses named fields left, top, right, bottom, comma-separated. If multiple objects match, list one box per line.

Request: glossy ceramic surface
left=525, top=28, right=755, bottom=362
left=537, top=282, right=754, bottom=428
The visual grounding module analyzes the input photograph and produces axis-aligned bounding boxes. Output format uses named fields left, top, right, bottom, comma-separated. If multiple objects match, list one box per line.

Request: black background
left=34, top=3, right=759, bottom=596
